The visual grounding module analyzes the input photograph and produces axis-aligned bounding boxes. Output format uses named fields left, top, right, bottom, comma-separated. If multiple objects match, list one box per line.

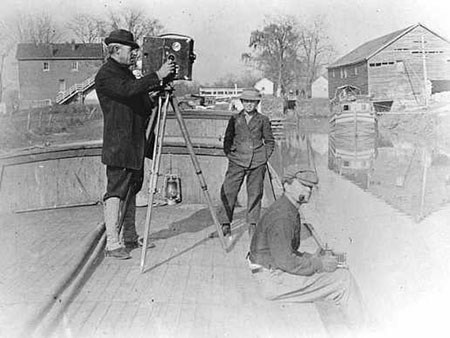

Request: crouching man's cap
left=282, top=165, right=319, bottom=187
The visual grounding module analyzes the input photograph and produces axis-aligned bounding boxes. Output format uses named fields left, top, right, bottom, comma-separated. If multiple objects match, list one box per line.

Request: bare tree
left=0, top=20, right=13, bottom=102
left=11, top=12, right=62, bottom=44
left=66, top=14, right=107, bottom=43
left=297, top=17, right=335, bottom=97
left=242, top=15, right=300, bottom=96
left=0, top=12, right=62, bottom=103
left=107, top=7, right=163, bottom=43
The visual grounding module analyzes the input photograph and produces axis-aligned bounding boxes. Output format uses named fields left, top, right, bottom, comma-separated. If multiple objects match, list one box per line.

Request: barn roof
left=328, top=23, right=448, bottom=68
left=16, top=43, right=104, bottom=60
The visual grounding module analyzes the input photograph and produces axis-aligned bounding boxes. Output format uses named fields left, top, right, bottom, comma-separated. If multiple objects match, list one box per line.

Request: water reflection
left=271, top=116, right=450, bottom=221
left=328, top=122, right=377, bottom=190
left=327, top=119, right=450, bottom=220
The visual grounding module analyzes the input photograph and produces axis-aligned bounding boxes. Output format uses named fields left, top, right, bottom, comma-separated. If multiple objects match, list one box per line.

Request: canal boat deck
left=1, top=202, right=348, bottom=338
left=57, top=205, right=336, bottom=338
left=2, top=166, right=450, bottom=338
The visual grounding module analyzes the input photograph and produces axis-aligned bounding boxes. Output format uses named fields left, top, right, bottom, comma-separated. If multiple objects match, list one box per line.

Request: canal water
left=271, top=116, right=450, bottom=222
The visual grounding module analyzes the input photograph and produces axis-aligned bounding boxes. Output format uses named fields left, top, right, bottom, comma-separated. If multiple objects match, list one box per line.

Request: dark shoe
left=222, top=223, right=231, bottom=237
left=105, top=247, right=131, bottom=260
left=248, top=223, right=257, bottom=238
left=124, top=238, right=156, bottom=251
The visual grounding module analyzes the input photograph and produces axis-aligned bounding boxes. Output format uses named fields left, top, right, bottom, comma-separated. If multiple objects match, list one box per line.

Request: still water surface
left=271, top=116, right=450, bottom=221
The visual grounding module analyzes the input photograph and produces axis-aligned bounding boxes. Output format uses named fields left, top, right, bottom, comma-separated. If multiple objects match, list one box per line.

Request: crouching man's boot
left=104, top=197, right=131, bottom=260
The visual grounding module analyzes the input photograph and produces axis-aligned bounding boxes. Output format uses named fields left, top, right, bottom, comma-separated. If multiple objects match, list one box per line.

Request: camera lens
left=168, top=54, right=175, bottom=61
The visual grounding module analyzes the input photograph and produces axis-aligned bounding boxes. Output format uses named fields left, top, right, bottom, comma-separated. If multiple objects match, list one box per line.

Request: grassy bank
left=0, top=104, right=102, bottom=152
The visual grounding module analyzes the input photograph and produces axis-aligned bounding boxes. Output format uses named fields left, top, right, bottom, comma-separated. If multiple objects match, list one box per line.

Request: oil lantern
left=164, top=173, right=182, bottom=205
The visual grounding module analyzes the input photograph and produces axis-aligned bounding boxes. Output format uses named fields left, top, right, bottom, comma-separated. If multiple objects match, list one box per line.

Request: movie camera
left=142, top=34, right=196, bottom=81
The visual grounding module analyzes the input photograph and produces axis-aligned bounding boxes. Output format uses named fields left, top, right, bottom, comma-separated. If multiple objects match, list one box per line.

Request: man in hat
left=248, top=165, right=367, bottom=330
left=218, top=88, right=275, bottom=237
left=95, top=29, right=175, bottom=259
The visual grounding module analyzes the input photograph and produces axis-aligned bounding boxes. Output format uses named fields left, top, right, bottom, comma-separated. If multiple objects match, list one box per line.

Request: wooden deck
left=50, top=205, right=335, bottom=338
left=0, top=205, right=103, bottom=337
left=2, top=164, right=449, bottom=337
left=0, top=202, right=350, bottom=338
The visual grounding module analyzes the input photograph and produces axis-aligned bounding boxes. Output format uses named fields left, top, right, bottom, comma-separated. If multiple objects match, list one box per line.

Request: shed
left=327, top=23, right=450, bottom=108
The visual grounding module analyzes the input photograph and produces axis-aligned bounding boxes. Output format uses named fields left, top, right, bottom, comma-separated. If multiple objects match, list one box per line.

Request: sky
left=1, top=0, right=450, bottom=84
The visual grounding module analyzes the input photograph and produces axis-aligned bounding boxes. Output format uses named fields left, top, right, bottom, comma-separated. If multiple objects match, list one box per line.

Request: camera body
left=142, top=34, right=196, bottom=81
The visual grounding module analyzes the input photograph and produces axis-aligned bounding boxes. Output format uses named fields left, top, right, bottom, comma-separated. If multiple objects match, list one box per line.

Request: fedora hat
left=105, top=29, right=139, bottom=49
left=240, top=88, right=262, bottom=101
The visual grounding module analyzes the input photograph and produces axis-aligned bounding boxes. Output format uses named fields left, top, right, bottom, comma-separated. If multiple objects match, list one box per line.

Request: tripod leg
left=140, top=95, right=170, bottom=272
left=169, top=95, right=228, bottom=251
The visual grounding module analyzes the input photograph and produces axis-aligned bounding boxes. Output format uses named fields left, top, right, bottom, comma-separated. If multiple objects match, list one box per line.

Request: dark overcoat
left=223, top=110, right=275, bottom=169
left=95, top=58, right=161, bottom=170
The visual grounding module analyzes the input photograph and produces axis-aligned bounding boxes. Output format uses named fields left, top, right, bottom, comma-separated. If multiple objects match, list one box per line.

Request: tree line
left=0, top=9, right=336, bottom=101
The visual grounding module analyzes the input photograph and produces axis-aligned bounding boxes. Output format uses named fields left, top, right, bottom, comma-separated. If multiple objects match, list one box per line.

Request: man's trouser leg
left=217, top=161, right=246, bottom=224
left=104, top=197, right=122, bottom=251
left=253, top=268, right=367, bottom=328
left=246, top=164, right=266, bottom=224
left=122, top=193, right=139, bottom=244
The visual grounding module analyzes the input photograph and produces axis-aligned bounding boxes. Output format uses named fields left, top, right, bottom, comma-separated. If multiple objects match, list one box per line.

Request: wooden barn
left=327, top=23, right=450, bottom=110
left=16, top=43, right=104, bottom=108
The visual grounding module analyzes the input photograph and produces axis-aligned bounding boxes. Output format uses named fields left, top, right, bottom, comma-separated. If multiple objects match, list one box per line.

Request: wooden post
left=421, top=35, right=428, bottom=107
left=418, top=148, right=430, bottom=220
left=38, top=110, right=43, bottom=128
left=27, top=111, right=31, bottom=131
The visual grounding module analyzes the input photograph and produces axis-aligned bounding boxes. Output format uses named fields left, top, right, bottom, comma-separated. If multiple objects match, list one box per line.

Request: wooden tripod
left=140, top=88, right=228, bottom=272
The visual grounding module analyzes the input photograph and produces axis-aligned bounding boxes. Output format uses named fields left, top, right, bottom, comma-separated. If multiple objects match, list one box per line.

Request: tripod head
left=148, top=82, right=176, bottom=104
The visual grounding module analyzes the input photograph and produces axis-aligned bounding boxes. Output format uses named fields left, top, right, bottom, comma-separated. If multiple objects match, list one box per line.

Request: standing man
left=218, top=88, right=275, bottom=237
left=248, top=165, right=367, bottom=330
left=95, top=29, right=175, bottom=260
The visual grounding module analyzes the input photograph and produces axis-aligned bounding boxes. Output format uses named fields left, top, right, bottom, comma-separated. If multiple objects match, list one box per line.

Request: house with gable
left=327, top=23, right=450, bottom=109
left=254, top=78, right=274, bottom=95
left=311, top=74, right=329, bottom=98
left=16, top=42, right=104, bottom=108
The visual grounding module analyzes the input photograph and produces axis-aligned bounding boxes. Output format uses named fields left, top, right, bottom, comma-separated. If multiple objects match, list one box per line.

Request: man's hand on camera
left=156, top=60, right=175, bottom=80
left=320, top=254, right=338, bottom=272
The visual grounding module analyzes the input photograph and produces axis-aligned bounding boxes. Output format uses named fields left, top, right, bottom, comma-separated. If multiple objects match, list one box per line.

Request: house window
left=340, top=68, right=344, bottom=78
left=343, top=69, right=348, bottom=78
left=332, top=70, right=335, bottom=78
left=71, top=61, right=79, bottom=71
left=354, top=67, right=358, bottom=75
left=43, top=62, right=49, bottom=71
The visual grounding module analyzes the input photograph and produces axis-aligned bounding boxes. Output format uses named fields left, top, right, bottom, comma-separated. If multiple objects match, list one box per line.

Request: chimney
left=71, top=39, right=76, bottom=51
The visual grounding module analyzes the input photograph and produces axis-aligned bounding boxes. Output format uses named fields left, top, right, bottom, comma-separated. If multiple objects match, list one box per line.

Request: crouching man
left=248, top=165, right=367, bottom=330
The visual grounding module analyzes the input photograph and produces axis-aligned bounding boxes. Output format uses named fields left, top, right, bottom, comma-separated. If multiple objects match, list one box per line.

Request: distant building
left=327, top=23, right=450, bottom=109
left=254, top=78, right=274, bottom=95
left=311, top=75, right=329, bottom=98
left=16, top=42, right=104, bottom=108
left=198, top=87, right=242, bottom=99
